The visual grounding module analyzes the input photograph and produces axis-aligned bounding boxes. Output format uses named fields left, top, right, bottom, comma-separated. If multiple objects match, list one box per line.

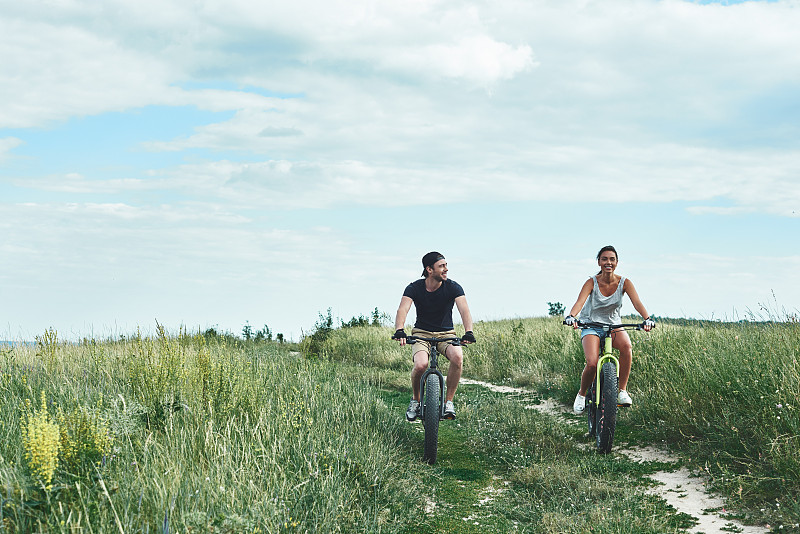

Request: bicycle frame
left=579, top=321, right=644, bottom=406
left=407, top=335, right=460, bottom=420
left=595, top=335, right=620, bottom=407
left=419, top=344, right=446, bottom=420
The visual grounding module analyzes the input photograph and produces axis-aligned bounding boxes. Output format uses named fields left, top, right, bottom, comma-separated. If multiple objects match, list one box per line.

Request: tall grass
left=450, top=389, right=695, bottom=534
left=3, top=315, right=796, bottom=530
left=325, top=317, right=800, bottom=528
left=629, top=319, right=800, bottom=523
left=0, top=328, right=424, bottom=532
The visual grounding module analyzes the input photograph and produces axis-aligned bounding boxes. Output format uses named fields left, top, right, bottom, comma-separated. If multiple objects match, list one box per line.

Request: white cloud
left=444, top=250, right=800, bottom=326
left=11, top=173, right=158, bottom=194
left=0, top=137, right=23, bottom=162
left=0, top=201, right=359, bottom=338
left=131, top=139, right=800, bottom=216
left=685, top=206, right=756, bottom=216
left=630, top=252, right=800, bottom=321
left=384, top=35, right=536, bottom=87
left=16, top=137, right=799, bottom=216
left=0, top=0, right=539, bottom=129
left=3, top=0, right=800, bottom=338
left=0, top=20, right=177, bottom=128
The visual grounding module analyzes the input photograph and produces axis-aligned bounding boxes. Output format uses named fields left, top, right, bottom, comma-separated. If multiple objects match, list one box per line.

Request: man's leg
left=444, top=344, right=463, bottom=402
left=441, top=344, right=463, bottom=419
left=411, top=348, right=429, bottom=401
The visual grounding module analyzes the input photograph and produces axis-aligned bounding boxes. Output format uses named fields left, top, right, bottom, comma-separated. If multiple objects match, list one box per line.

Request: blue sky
left=1, top=0, right=799, bottom=341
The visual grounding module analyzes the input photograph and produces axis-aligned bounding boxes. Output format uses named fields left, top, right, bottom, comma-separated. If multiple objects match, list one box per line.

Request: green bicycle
left=568, top=320, right=652, bottom=453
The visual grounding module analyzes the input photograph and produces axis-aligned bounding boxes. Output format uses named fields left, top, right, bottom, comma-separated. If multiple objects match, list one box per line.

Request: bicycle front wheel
left=422, top=373, right=441, bottom=464
left=587, top=380, right=597, bottom=437
left=596, top=361, right=618, bottom=454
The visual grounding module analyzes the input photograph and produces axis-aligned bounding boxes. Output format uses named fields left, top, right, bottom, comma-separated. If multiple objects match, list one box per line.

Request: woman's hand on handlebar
left=641, top=317, right=655, bottom=332
left=563, top=315, right=579, bottom=329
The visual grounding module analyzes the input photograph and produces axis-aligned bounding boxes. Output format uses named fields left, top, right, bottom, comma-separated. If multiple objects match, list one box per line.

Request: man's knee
left=412, top=352, right=429, bottom=371
left=446, top=348, right=463, bottom=368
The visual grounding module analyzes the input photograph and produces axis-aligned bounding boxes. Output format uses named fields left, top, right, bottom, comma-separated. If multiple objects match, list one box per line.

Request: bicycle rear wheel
left=422, top=373, right=441, bottom=464
left=596, top=361, right=618, bottom=454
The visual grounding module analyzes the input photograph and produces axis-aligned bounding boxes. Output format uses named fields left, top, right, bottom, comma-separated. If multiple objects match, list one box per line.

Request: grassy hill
left=0, top=316, right=796, bottom=532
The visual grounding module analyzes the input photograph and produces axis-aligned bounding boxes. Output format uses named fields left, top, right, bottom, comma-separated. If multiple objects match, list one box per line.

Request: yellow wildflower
left=21, top=392, right=61, bottom=487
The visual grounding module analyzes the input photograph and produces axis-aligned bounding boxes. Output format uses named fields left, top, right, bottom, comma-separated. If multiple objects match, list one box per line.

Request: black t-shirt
left=403, top=278, right=465, bottom=331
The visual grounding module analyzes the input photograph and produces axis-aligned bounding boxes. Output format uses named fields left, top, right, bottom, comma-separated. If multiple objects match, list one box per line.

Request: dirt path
left=460, top=378, right=769, bottom=534
left=410, top=412, right=516, bottom=533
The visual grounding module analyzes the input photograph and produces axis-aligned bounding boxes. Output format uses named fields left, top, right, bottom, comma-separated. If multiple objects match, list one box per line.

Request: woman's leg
left=579, top=334, right=601, bottom=395
left=612, top=329, right=633, bottom=390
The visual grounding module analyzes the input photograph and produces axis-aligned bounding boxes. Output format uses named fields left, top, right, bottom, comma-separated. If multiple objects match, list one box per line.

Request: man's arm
left=394, top=296, right=413, bottom=346
left=454, top=295, right=474, bottom=333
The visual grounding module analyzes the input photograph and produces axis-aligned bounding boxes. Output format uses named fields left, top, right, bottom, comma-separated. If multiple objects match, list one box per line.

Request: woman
left=564, top=245, right=654, bottom=414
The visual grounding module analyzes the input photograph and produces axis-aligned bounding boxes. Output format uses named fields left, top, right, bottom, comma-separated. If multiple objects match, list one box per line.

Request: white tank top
left=578, top=275, right=626, bottom=325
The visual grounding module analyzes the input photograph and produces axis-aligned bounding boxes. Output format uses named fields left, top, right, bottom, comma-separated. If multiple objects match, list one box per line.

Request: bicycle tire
left=596, top=361, right=618, bottom=453
left=422, top=373, right=441, bottom=464
left=587, top=380, right=597, bottom=437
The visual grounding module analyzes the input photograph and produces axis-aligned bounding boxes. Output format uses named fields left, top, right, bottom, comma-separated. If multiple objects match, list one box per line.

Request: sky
left=1, top=0, right=799, bottom=342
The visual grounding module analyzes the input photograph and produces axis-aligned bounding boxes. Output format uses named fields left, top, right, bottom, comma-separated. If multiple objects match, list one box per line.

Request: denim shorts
left=580, top=326, right=608, bottom=340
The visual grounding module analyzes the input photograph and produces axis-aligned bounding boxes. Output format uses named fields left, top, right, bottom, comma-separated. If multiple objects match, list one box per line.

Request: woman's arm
left=567, top=278, right=594, bottom=319
left=623, top=279, right=650, bottom=319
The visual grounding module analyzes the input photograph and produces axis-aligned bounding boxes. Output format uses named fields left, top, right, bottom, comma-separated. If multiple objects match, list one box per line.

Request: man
left=392, top=251, right=476, bottom=421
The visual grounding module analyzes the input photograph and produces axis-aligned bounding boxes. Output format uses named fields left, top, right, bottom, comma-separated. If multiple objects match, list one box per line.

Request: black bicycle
left=405, top=335, right=462, bottom=464
left=566, top=320, right=653, bottom=453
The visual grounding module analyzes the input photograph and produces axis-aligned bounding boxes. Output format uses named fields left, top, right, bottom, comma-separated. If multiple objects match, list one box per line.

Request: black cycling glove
left=461, top=330, right=476, bottom=344
left=392, top=329, right=407, bottom=340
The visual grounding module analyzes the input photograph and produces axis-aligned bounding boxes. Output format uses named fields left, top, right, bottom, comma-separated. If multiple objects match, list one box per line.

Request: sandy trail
left=460, top=378, right=768, bottom=534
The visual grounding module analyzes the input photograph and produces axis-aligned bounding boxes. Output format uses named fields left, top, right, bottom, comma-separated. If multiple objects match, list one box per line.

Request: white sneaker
left=406, top=399, right=420, bottom=421
left=573, top=393, right=586, bottom=414
left=618, top=390, right=632, bottom=407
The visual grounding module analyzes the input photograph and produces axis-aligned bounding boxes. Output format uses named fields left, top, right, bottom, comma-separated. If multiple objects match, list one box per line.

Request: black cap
left=421, top=251, right=445, bottom=277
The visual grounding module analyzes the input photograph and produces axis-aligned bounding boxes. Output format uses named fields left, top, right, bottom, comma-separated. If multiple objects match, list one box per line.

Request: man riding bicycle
left=392, top=251, right=476, bottom=421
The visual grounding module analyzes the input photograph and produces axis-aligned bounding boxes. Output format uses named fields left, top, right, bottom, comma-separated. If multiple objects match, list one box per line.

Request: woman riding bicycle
left=564, top=245, right=654, bottom=414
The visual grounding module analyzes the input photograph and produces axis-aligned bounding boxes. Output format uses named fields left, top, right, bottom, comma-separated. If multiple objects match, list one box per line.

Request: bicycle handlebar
left=564, top=319, right=654, bottom=330
left=405, top=335, right=463, bottom=346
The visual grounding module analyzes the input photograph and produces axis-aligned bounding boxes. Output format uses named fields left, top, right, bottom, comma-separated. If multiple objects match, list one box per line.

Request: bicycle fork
left=593, top=335, right=620, bottom=406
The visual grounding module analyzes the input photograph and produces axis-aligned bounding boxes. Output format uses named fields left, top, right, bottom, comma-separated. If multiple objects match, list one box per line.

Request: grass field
left=1, top=328, right=425, bottom=532
left=318, top=315, right=800, bottom=532
left=0, top=316, right=797, bottom=532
